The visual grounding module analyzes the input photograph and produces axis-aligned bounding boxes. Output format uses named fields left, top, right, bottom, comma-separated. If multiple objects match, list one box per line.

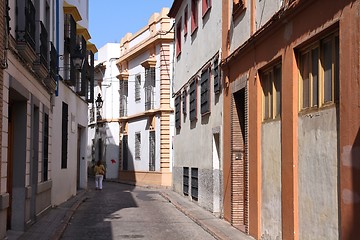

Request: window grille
left=191, top=168, right=198, bottom=200
left=135, top=132, right=141, bottom=160
left=135, top=74, right=141, bottom=101
left=183, top=167, right=189, bottom=195
left=149, top=131, right=155, bottom=171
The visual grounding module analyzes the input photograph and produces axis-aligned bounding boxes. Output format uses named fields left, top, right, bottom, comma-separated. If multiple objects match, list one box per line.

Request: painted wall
left=261, top=120, right=282, bottom=240
left=51, top=81, right=89, bottom=206
left=298, top=107, right=339, bottom=239
left=229, top=0, right=251, bottom=53
left=255, top=0, right=282, bottom=30
left=172, top=0, right=222, bottom=91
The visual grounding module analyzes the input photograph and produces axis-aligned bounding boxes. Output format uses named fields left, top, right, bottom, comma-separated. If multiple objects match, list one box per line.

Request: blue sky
left=89, top=0, right=174, bottom=55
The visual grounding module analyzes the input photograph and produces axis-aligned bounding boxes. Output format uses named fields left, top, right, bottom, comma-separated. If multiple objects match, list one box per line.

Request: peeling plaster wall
left=261, top=120, right=282, bottom=240
left=298, top=107, right=339, bottom=240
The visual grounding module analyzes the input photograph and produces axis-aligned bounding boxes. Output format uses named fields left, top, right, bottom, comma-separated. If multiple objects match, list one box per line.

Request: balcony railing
left=39, top=21, right=48, bottom=67
left=145, top=86, right=155, bottom=110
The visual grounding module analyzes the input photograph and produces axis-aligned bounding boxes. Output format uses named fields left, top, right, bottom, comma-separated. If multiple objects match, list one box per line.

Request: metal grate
left=191, top=168, right=198, bottom=200
left=183, top=167, right=189, bottom=195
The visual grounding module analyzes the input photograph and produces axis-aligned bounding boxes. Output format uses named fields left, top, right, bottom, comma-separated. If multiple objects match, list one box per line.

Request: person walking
left=94, top=160, right=106, bottom=190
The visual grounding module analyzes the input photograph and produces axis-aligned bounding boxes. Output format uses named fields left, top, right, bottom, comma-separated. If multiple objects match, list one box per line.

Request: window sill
left=299, top=102, right=337, bottom=115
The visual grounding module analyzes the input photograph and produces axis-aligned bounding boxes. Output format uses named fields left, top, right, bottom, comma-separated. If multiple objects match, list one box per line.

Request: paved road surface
left=61, top=181, right=215, bottom=240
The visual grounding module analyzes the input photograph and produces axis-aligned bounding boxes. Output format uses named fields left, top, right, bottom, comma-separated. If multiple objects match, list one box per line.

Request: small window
left=213, top=57, right=220, bottom=94
left=135, top=74, right=141, bottom=101
left=189, top=79, right=198, bottom=121
left=184, top=5, right=188, bottom=36
left=135, top=132, right=141, bottom=160
left=233, top=0, right=246, bottom=19
left=299, top=32, right=339, bottom=110
left=261, top=63, right=282, bottom=121
left=202, top=0, right=211, bottom=17
left=176, top=18, right=182, bottom=57
left=201, top=67, right=210, bottom=115
left=175, top=94, right=181, bottom=129
left=191, top=0, right=198, bottom=34
left=182, top=90, right=187, bottom=116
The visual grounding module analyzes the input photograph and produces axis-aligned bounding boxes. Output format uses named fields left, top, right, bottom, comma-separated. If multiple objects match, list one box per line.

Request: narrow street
left=60, top=181, right=215, bottom=240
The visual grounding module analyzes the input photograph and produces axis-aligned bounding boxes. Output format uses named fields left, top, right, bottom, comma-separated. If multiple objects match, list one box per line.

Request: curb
left=160, top=191, right=227, bottom=240
left=51, top=190, right=88, bottom=240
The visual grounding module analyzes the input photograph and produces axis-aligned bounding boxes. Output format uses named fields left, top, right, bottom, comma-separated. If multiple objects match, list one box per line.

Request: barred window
left=135, top=132, right=141, bottom=160
left=135, top=74, right=141, bottom=102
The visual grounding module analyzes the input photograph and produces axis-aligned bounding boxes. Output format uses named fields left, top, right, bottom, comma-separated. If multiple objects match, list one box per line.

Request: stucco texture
left=298, top=107, right=339, bottom=240
left=261, top=120, right=282, bottom=240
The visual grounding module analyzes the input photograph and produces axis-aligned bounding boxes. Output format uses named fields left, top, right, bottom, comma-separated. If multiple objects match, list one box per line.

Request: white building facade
left=116, top=8, right=174, bottom=187
left=0, top=0, right=95, bottom=237
left=168, top=0, right=224, bottom=215
left=90, top=43, right=121, bottom=180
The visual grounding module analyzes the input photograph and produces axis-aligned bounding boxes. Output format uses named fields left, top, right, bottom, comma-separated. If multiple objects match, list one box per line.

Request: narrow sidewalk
left=160, top=190, right=254, bottom=240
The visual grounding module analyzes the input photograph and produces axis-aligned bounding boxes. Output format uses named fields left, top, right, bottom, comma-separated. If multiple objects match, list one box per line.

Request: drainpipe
left=55, top=0, right=60, bottom=96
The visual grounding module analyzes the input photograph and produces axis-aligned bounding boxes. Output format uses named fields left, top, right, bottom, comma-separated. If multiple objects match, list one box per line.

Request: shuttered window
left=182, top=90, right=187, bottom=116
left=191, top=168, right=198, bottom=200
left=191, top=0, right=198, bottom=33
left=189, top=79, right=197, bottom=121
left=183, top=167, right=189, bottom=195
left=201, top=67, right=210, bottom=115
left=213, top=57, right=220, bottom=94
left=202, top=0, right=211, bottom=16
left=175, top=94, right=181, bottom=129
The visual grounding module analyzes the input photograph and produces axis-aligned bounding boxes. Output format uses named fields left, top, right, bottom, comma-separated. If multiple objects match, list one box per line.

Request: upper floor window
left=213, top=57, right=220, bottom=94
left=175, top=94, right=181, bottom=129
left=191, top=0, right=198, bottom=34
left=189, top=79, right=198, bottom=121
left=261, top=63, right=281, bottom=121
left=299, top=32, right=339, bottom=111
left=184, top=5, right=188, bottom=36
left=202, top=0, right=211, bottom=17
left=233, top=0, right=246, bottom=19
left=145, top=67, right=155, bottom=110
left=182, top=90, right=187, bottom=116
left=201, top=67, right=211, bottom=115
left=176, top=18, right=182, bottom=57
left=135, top=74, right=141, bottom=102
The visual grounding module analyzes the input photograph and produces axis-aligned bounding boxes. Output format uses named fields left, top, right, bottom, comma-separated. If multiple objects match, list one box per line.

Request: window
left=135, top=74, right=141, bottom=101
left=261, top=63, right=282, bottom=120
left=135, top=132, right=141, bottom=160
left=299, top=33, right=339, bottom=110
left=182, top=90, right=187, bottom=116
left=189, top=79, right=198, bottom=121
left=191, top=0, right=198, bottom=34
left=175, top=94, right=181, bottom=129
left=61, top=102, right=68, bottom=168
left=184, top=5, right=188, bottom=36
left=202, top=0, right=211, bottom=17
left=191, top=168, right=198, bottom=201
left=201, top=67, right=210, bottom=115
left=213, top=57, right=220, bottom=94
left=43, top=113, right=49, bottom=181
left=120, top=81, right=128, bottom=117
left=233, top=0, right=246, bottom=18
left=145, top=67, right=155, bottom=110
left=176, top=18, right=182, bottom=56
left=183, top=167, right=189, bottom=195
left=149, top=131, right=155, bottom=171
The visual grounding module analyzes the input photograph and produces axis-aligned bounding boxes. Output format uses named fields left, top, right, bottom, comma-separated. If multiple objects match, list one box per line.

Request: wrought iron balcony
left=50, top=42, right=58, bottom=79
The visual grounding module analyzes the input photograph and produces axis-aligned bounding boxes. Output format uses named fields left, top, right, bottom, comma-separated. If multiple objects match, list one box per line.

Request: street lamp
left=95, top=93, right=103, bottom=109
left=95, top=93, right=104, bottom=120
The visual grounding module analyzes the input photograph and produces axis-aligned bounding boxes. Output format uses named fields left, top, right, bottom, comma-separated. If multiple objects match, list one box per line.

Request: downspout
left=55, top=0, right=60, bottom=96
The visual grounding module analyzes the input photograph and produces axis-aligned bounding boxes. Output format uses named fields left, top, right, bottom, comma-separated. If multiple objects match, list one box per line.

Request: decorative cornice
left=87, top=42, right=98, bottom=54
left=76, top=25, right=91, bottom=41
left=141, top=57, right=157, bottom=68
left=116, top=71, right=129, bottom=81
left=63, top=2, right=82, bottom=22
